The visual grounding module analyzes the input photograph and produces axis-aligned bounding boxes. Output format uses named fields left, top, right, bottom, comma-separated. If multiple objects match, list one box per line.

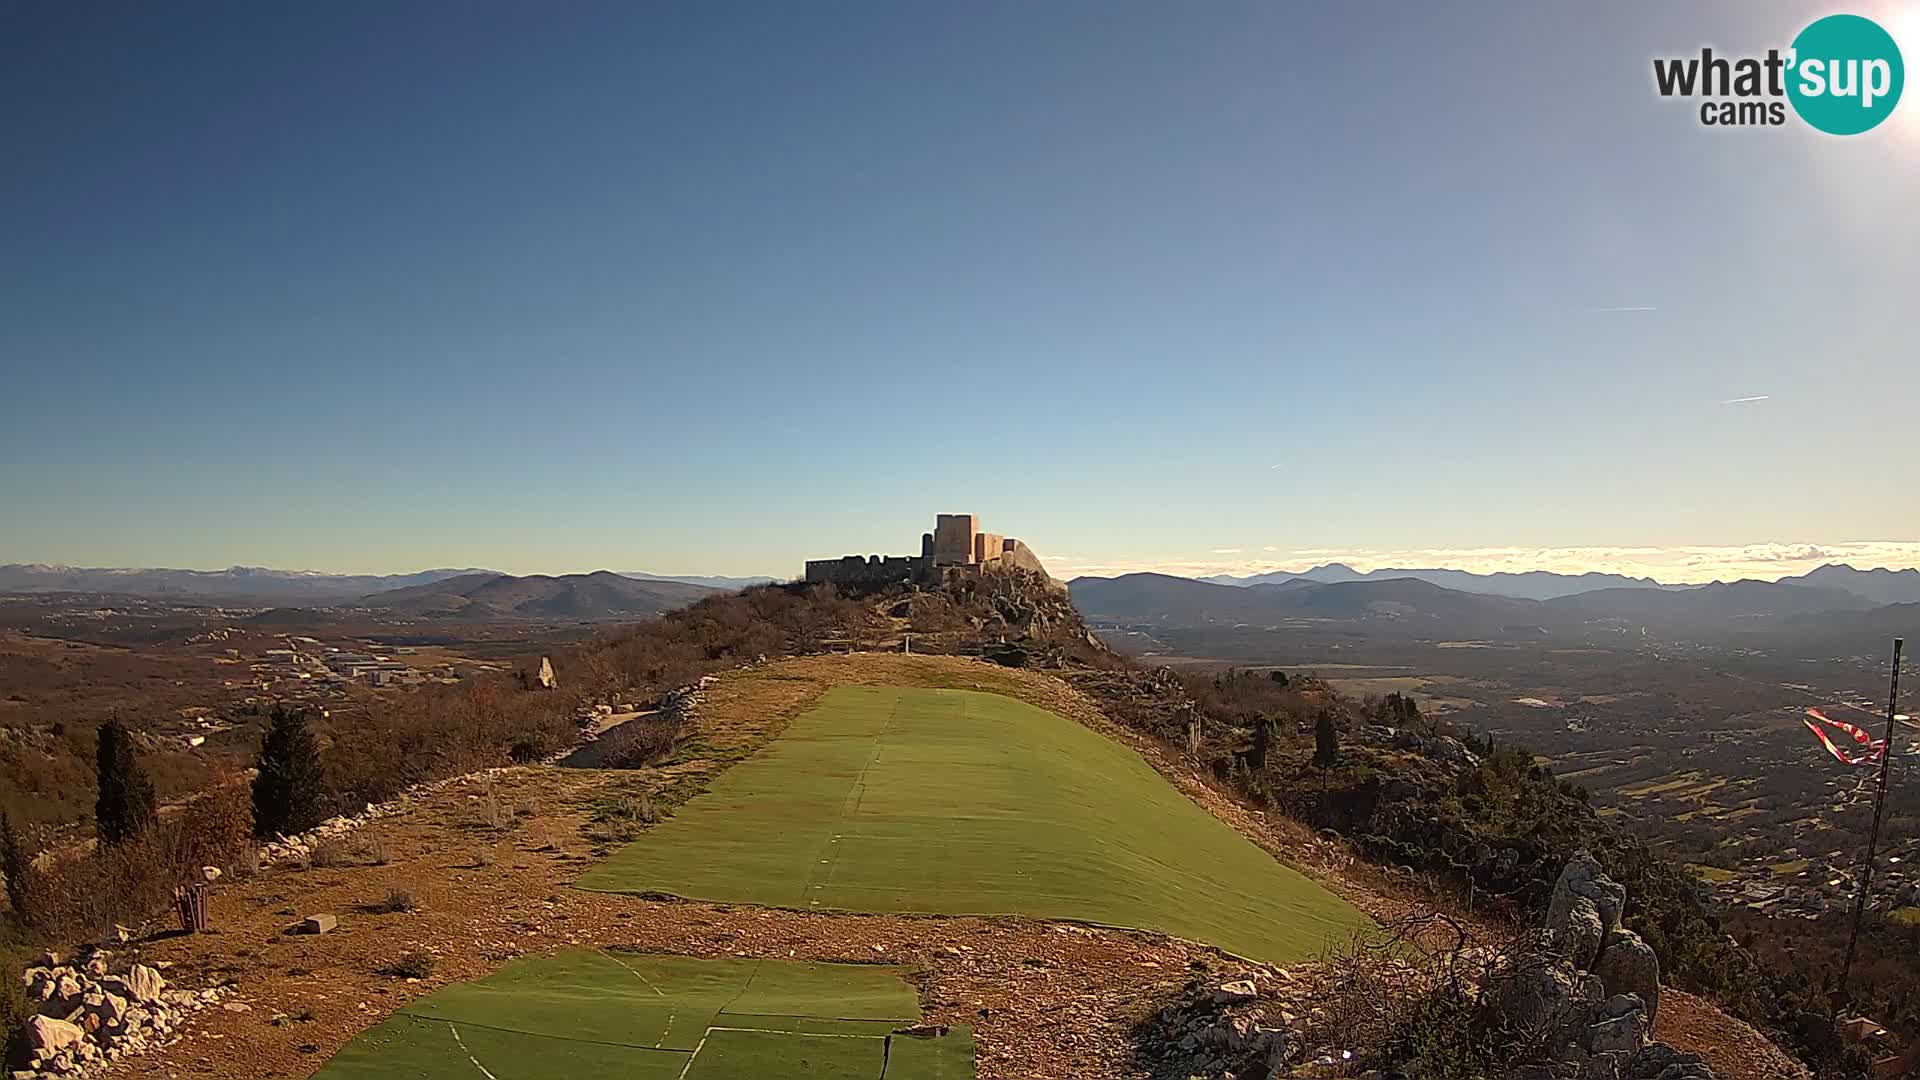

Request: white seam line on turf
left=603, top=950, right=670, bottom=997
left=705, top=1027, right=887, bottom=1039
left=602, top=949, right=674, bottom=1046
left=675, top=1030, right=711, bottom=1080
left=447, top=1023, right=501, bottom=1080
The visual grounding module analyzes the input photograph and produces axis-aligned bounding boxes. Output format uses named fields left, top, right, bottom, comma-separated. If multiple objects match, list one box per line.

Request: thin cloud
left=1721, top=395, right=1770, bottom=405
left=1590, top=305, right=1657, bottom=313
left=1211, top=548, right=1243, bottom=555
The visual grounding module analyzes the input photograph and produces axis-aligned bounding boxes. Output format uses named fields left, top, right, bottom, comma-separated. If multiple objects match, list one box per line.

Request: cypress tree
left=1314, top=709, right=1340, bottom=768
left=1, top=811, right=30, bottom=924
left=95, top=718, right=158, bottom=845
left=252, top=707, right=331, bottom=838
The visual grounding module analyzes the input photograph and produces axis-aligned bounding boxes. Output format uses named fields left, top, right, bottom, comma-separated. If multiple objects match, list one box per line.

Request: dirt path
left=93, top=652, right=1799, bottom=1080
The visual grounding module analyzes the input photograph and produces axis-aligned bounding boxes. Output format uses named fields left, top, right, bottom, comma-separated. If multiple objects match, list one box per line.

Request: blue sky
left=3, top=1, right=1916, bottom=581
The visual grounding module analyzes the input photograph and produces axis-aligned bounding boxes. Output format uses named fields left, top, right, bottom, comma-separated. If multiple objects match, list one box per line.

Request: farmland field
left=315, top=951, right=973, bottom=1079
left=578, top=685, right=1369, bottom=964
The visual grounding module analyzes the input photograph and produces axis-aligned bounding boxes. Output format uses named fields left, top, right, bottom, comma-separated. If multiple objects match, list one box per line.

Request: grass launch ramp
left=315, top=950, right=974, bottom=1079
left=580, top=685, right=1368, bottom=964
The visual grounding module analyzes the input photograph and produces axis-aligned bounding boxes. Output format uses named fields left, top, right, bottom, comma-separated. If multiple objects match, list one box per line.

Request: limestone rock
left=1548, top=850, right=1626, bottom=968
left=1210, top=979, right=1258, bottom=1005
left=24, top=1015, right=85, bottom=1055
left=1588, top=1006, right=1650, bottom=1053
left=1594, top=930, right=1660, bottom=1028
left=121, top=964, right=166, bottom=1004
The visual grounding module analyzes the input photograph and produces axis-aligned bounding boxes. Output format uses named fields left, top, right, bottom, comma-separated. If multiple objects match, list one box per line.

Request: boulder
left=1548, top=851, right=1626, bottom=966
left=299, top=913, right=338, bottom=935
left=1210, top=979, right=1259, bottom=1005
left=1555, top=895, right=1606, bottom=971
left=1594, top=931, right=1660, bottom=1028
left=1588, top=1006, right=1651, bottom=1053
left=1488, top=951, right=1591, bottom=1033
left=122, top=964, right=167, bottom=1004
left=24, top=1014, right=85, bottom=1055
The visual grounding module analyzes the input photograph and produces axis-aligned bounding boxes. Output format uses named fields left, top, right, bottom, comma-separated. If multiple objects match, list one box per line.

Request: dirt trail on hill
left=93, top=652, right=1799, bottom=1080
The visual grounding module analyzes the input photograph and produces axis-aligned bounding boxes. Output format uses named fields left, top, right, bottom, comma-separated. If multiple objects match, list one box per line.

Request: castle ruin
left=804, top=514, right=1052, bottom=589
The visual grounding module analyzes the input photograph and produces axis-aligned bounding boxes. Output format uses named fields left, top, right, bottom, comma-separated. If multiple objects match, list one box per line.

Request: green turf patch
left=578, top=686, right=1370, bottom=964
left=685, top=1028, right=883, bottom=1078
left=314, top=951, right=973, bottom=1079
left=885, top=1027, right=979, bottom=1079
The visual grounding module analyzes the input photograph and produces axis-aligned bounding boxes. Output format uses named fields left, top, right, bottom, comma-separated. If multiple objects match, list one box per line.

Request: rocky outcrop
left=1135, top=969, right=1310, bottom=1079
left=1593, top=932, right=1661, bottom=1029
left=1484, top=850, right=1715, bottom=1080
left=12, top=955, right=233, bottom=1077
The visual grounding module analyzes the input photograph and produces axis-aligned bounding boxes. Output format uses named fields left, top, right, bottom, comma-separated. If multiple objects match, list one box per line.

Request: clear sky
left=4, top=1, right=1916, bottom=583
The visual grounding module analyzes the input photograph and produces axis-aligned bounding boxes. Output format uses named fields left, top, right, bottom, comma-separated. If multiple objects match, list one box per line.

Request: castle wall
left=972, top=532, right=1005, bottom=564
left=804, top=554, right=930, bottom=588
left=933, top=514, right=979, bottom=565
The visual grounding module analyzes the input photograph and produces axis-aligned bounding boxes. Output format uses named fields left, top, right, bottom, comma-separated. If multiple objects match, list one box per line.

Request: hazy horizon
left=8, top=537, right=1920, bottom=586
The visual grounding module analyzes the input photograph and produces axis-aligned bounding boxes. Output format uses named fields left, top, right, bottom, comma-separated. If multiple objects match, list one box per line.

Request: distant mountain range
left=1070, top=570, right=1898, bottom=639
left=0, top=563, right=772, bottom=605
left=354, top=571, right=714, bottom=619
left=0, top=564, right=495, bottom=604
left=621, top=572, right=780, bottom=590
left=1197, top=561, right=1920, bottom=605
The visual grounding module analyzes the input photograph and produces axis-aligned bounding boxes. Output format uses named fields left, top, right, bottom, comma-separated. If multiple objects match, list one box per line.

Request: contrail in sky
left=1591, top=305, right=1657, bottom=313
left=1721, top=395, right=1770, bottom=405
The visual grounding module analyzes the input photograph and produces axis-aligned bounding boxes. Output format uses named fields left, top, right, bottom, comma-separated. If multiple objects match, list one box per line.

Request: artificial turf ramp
left=314, top=950, right=973, bottom=1079
left=578, top=685, right=1368, bottom=964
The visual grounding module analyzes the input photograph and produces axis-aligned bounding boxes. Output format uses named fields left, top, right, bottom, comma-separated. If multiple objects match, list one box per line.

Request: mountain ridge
left=355, top=570, right=715, bottom=619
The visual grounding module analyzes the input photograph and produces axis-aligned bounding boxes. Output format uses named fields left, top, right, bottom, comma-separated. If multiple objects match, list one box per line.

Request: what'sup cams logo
left=1654, top=13, right=1904, bottom=134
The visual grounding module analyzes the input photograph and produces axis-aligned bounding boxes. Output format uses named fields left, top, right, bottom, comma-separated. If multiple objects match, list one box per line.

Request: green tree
left=1, top=811, right=30, bottom=924
left=1314, top=709, right=1340, bottom=767
left=252, top=707, right=331, bottom=838
left=95, top=718, right=158, bottom=845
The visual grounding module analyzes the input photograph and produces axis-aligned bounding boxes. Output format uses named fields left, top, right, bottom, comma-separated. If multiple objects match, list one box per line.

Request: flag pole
left=1839, top=637, right=1904, bottom=1003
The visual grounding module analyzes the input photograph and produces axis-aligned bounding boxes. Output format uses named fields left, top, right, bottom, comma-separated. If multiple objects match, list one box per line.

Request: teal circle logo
left=1787, top=14, right=1904, bottom=134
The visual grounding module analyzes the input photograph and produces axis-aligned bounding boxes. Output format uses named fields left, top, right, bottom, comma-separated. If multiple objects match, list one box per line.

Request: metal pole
left=1839, top=637, right=1904, bottom=1002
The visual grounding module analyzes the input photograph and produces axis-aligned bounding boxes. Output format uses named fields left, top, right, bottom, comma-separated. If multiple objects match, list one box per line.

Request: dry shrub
left=176, top=777, right=254, bottom=870
left=377, top=950, right=436, bottom=979
left=1, top=952, right=27, bottom=1068
left=595, top=716, right=684, bottom=770
left=307, top=837, right=352, bottom=869
left=14, top=784, right=255, bottom=941
left=367, top=888, right=415, bottom=914
left=1298, top=914, right=1503, bottom=1080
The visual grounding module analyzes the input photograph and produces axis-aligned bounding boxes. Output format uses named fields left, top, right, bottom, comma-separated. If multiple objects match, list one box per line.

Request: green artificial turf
left=578, top=685, right=1370, bottom=964
left=314, top=951, right=971, bottom=1079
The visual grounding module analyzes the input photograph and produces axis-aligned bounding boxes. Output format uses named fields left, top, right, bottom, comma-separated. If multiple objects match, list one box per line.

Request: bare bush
left=307, top=838, right=352, bottom=869
left=1296, top=914, right=1504, bottom=1079
left=595, top=716, right=684, bottom=770
left=377, top=950, right=436, bottom=979
left=366, top=888, right=415, bottom=914
left=12, top=782, right=255, bottom=941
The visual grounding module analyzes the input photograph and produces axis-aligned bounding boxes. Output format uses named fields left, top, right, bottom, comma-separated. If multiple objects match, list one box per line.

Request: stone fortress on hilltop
left=804, top=514, right=1053, bottom=589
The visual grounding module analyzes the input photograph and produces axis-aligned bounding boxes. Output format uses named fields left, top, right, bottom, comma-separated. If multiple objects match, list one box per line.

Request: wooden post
left=175, top=882, right=211, bottom=933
